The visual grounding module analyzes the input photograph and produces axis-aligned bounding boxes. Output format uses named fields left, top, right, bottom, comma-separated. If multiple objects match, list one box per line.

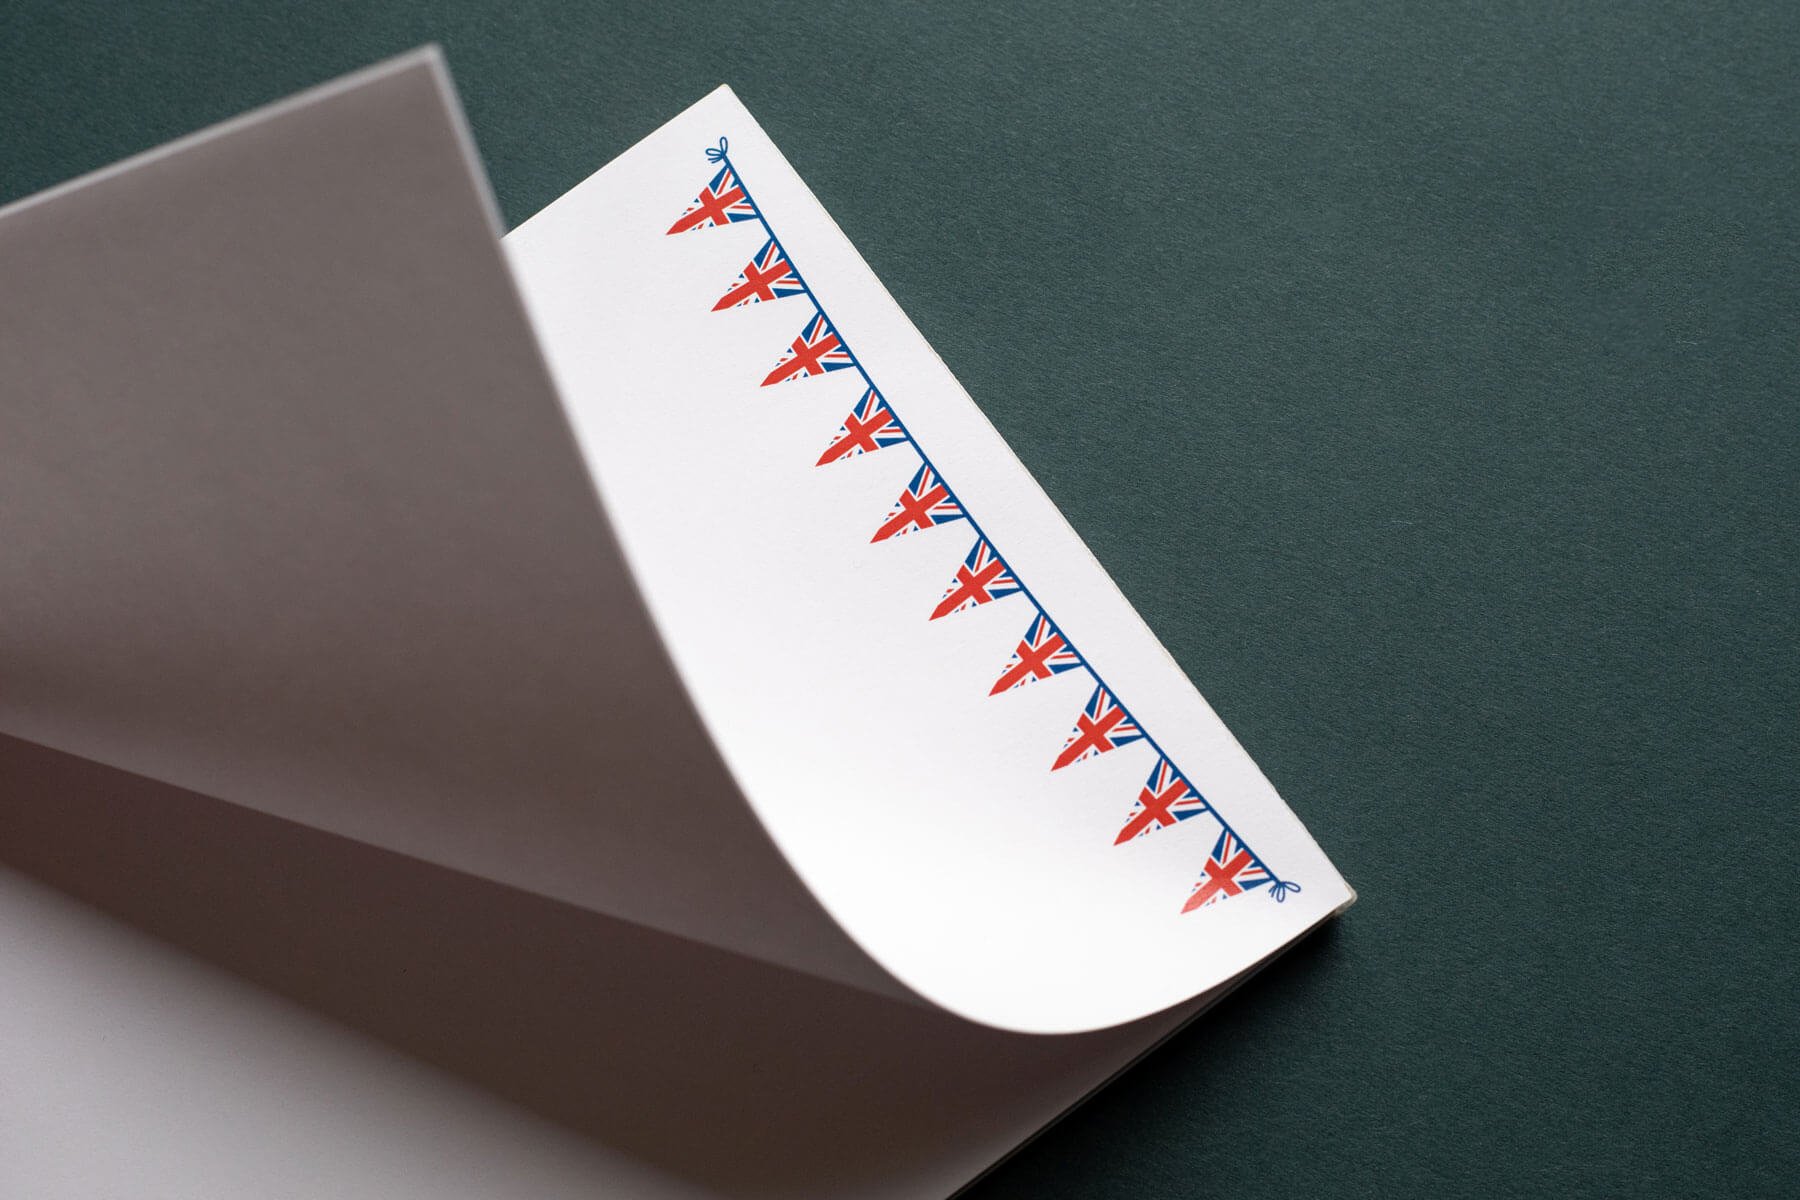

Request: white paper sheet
left=507, top=86, right=1352, bottom=1032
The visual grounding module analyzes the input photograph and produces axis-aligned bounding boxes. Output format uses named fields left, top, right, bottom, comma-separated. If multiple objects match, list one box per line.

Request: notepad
left=0, top=49, right=1352, bottom=1199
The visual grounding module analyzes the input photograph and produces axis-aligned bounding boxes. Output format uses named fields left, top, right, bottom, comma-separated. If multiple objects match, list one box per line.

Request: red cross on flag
left=1113, top=758, right=1210, bottom=845
left=666, top=164, right=758, bottom=234
left=930, top=539, right=1023, bottom=620
left=1051, top=686, right=1145, bottom=771
left=871, top=464, right=964, bottom=542
left=989, top=613, right=1084, bottom=695
left=762, top=312, right=854, bottom=386
left=713, top=238, right=805, bottom=309
left=1181, top=829, right=1273, bottom=912
left=816, top=389, right=908, bottom=465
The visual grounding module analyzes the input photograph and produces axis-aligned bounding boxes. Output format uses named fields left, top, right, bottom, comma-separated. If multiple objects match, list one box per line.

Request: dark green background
left=5, top=3, right=1795, bottom=1195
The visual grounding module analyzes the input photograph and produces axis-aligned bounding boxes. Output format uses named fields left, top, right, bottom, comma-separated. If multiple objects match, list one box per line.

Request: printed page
left=508, top=86, right=1352, bottom=1032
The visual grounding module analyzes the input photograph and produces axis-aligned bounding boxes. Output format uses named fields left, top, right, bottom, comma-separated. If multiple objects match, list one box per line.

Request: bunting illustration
left=1182, top=829, right=1274, bottom=912
left=872, top=464, right=964, bottom=542
left=666, top=164, right=757, bottom=234
left=762, top=312, right=854, bottom=386
left=930, top=540, right=1023, bottom=620
left=1052, top=686, right=1145, bottom=771
left=817, top=389, right=908, bottom=465
left=714, top=238, right=805, bottom=309
left=666, top=135, right=1297, bottom=913
left=1114, top=759, right=1210, bottom=845
left=990, top=613, right=1083, bottom=694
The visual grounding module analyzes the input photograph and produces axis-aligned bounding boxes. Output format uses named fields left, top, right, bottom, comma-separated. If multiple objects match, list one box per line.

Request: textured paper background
left=3, top=3, right=1796, bottom=1196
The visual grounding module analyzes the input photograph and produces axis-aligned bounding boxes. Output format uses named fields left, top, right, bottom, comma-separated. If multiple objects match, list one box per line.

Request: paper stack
left=0, top=48, right=1351, bottom=1199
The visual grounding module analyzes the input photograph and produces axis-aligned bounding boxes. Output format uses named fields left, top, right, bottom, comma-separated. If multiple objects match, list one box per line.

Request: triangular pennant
left=1051, top=685, right=1145, bottom=771
left=713, top=238, right=806, bottom=310
left=870, top=464, right=964, bottom=542
left=1181, top=828, right=1273, bottom=912
left=666, top=165, right=759, bottom=235
left=930, top=539, right=1023, bottom=620
left=1113, top=758, right=1210, bottom=844
left=989, top=613, right=1083, bottom=695
left=762, top=312, right=855, bottom=386
left=816, top=388, right=908, bottom=465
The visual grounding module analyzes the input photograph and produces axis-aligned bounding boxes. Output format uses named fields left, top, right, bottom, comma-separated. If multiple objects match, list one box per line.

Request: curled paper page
left=509, top=87, right=1352, bottom=1032
left=0, top=50, right=897, bottom=1003
left=0, top=56, right=1347, bottom=1040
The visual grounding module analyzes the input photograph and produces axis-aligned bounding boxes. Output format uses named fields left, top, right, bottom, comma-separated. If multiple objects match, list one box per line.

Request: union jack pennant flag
left=871, top=464, right=964, bottom=542
left=930, top=539, right=1023, bottom=621
left=990, top=613, right=1083, bottom=694
left=762, top=312, right=855, bottom=386
left=817, top=388, right=908, bottom=465
left=1052, top=685, right=1145, bottom=771
left=666, top=165, right=759, bottom=235
left=1181, top=828, right=1273, bottom=912
left=1114, top=758, right=1210, bottom=845
left=714, top=239, right=806, bottom=310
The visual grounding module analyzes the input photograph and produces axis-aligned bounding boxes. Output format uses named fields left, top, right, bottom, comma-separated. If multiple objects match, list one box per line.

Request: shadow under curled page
left=0, top=48, right=1347, bottom=1199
